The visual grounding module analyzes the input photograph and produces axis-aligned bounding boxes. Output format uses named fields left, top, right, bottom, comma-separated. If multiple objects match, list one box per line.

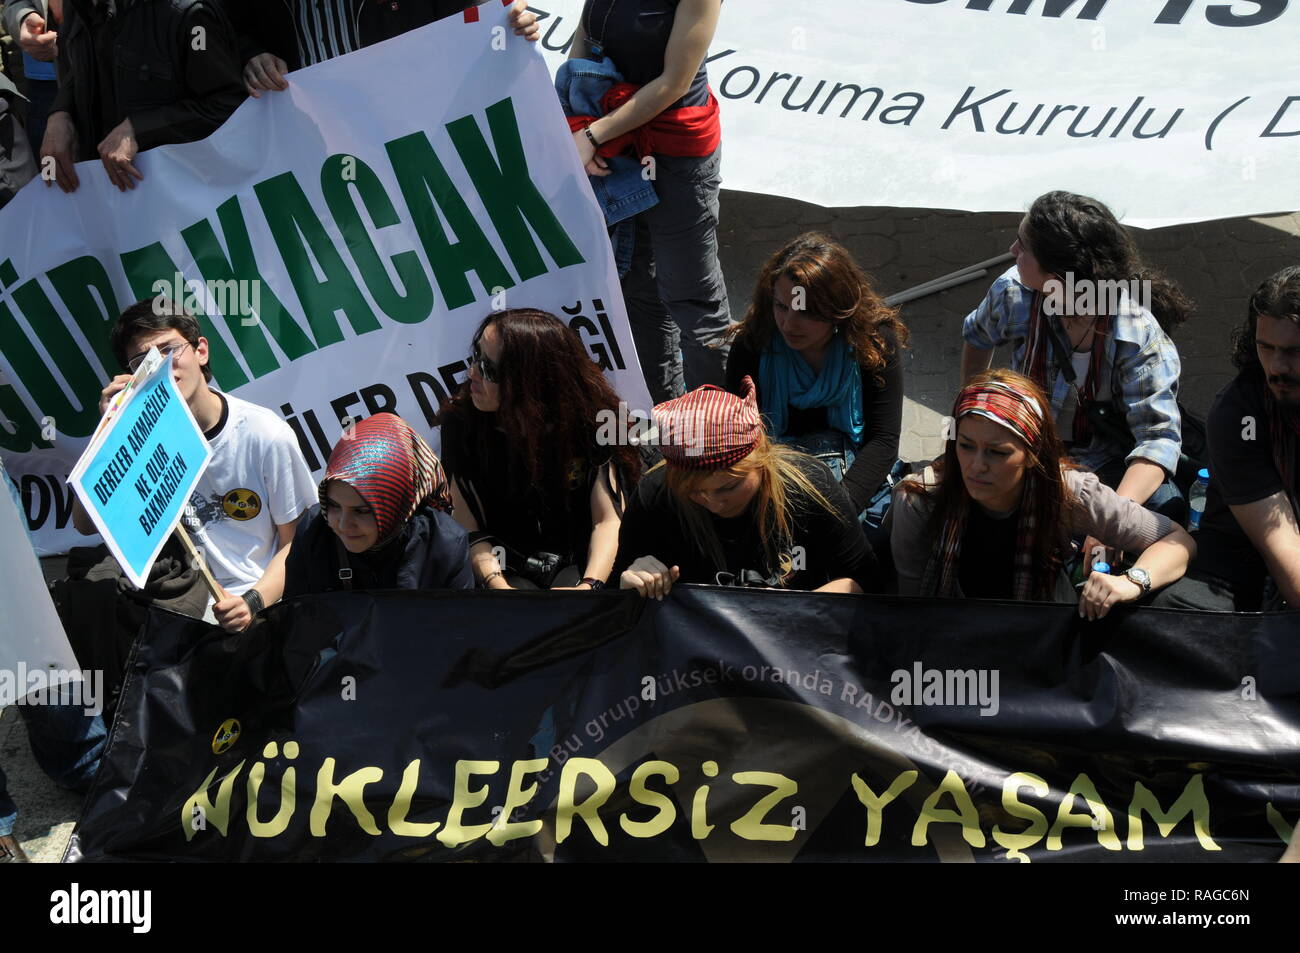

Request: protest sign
left=0, top=2, right=650, bottom=557
left=534, top=1, right=1299, bottom=226
left=67, top=349, right=211, bottom=589
left=68, top=588, right=1299, bottom=862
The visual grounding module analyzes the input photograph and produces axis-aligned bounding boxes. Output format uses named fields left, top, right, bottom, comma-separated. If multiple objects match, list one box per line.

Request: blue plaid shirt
left=962, top=267, right=1183, bottom=474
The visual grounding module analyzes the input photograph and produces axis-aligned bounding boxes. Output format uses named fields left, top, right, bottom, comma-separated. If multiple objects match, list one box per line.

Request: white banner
left=0, top=4, right=650, bottom=557
left=536, top=0, right=1299, bottom=226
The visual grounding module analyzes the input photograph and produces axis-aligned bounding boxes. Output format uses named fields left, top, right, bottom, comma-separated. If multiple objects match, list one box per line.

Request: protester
left=960, top=191, right=1191, bottom=568
left=567, top=0, right=730, bottom=403
left=724, top=232, right=908, bottom=519
left=39, top=0, right=245, bottom=193
left=0, top=761, right=24, bottom=862
left=616, top=377, right=879, bottom=598
left=890, top=371, right=1194, bottom=616
left=1153, top=266, right=1300, bottom=611
left=0, top=71, right=37, bottom=203
left=2, top=0, right=59, bottom=150
left=436, top=308, right=642, bottom=590
left=283, top=413, right=472, bottom=596
left=71, top=297, right=317, bottom=632
left=233, top=0, right=540, bottom=96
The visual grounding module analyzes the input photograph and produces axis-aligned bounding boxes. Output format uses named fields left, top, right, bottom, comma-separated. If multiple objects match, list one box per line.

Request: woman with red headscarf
left=890, top=370, right=1193, bottom=618
left=615, top=376, right=880, bottom=599
left=282, top=413, right=472, bottom=595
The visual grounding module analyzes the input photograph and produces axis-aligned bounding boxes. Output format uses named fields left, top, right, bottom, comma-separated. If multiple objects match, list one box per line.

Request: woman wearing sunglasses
left=436, top=308, right=643, bottom=590
left=615, top=377, right=880, bottom=599
left=889, top=370, right=1194, bottom=618
left=282, top=413, right=473, bottom=596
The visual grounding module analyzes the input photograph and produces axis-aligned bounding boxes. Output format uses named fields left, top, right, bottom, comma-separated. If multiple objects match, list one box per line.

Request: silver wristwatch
left=1124, top=567, right=1151, bottom=594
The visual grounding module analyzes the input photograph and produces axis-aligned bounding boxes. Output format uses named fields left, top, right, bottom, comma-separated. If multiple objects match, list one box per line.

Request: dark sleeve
left=281, top=505, right=323, bottom=599
left=612, top=472, right=672, bottom=578
left=433, top=511, right=475, bottom=589
left=804, top=459, right=880, bottom=591
left=128, top=5, right=247, bottom=150
left=724, top=335, right=760, bottom=397
left=1207, top=377, right=1284, bottom=506
left=225, top=0, right=273, bottom=68
left=50, top=8, right=77, bottom=117
left=840, top=327, right=904, bottom=512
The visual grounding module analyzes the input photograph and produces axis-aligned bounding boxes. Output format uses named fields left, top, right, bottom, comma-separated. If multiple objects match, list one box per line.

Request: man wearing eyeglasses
left=70, top=296, right=317, bottom=632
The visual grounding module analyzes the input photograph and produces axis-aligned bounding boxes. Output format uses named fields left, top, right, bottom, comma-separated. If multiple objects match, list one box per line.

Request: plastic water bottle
left=1189, top=469, right=1210, bottom=531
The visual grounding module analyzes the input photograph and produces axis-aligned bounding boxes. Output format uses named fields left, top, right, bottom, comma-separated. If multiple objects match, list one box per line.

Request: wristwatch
left=1124, top=567, right=1151, bottom=595
left=580, top=577, right=606, bottom=590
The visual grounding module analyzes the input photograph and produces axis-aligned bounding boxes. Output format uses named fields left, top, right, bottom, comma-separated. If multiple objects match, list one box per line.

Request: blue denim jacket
left=555, top=57, right=659, bottom=277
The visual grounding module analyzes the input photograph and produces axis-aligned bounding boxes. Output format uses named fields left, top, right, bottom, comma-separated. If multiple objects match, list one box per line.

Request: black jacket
left=51, top=0, right=245, bottom=159
left=228, top=0, right=471, bottom=72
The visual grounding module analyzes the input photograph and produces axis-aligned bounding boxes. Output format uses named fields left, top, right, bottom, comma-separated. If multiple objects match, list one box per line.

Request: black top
left=615, top=455, right=880, bottom=591
left=282, top=503, right=472, bottom=596
left=581, top=0, right=710, bottom=109
left=957, top=505, right=1018, bottom=600
left=1194, top=365, right=1298, bottom=595
left=725, top=326, right=904, bottom=513
left=439, top=413, right=610, bottom=570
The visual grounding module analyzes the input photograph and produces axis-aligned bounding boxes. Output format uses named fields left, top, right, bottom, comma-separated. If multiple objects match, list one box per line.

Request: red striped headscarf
left=920, top=378, right=1049, bottom=601
left=321, top=413, right=452, bottom=545
left=653, top=377, right=763, bottom=470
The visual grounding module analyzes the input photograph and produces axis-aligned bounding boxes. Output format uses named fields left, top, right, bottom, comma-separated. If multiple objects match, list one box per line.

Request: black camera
left=522, top=551, right=564, bottom=589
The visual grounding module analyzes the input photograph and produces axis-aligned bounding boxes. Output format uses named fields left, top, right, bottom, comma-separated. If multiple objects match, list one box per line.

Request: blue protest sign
left=68, top=351, right=211, bottom=588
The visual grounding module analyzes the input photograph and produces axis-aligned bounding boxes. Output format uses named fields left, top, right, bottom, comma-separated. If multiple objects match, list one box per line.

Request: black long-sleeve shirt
left=724, top=325, right=904, bottom=512
left=615, top=457, right=880, bottom=592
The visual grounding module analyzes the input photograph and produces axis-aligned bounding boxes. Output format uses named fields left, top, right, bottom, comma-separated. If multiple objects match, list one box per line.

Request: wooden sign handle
left=172, top=524, right=224, bottom=602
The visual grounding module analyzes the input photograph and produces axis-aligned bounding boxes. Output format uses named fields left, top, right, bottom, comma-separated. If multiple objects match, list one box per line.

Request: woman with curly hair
left=724, top=232, right=909, bottom=517
left=282, top=412, right=472, bottom=595
left=890, top=370, right=1193, bottom=617
left=436, top=308, right=643, bottom=590
left=961, top=190, right=1194, bottom=564
left=615, top=377, right=880, bottom=599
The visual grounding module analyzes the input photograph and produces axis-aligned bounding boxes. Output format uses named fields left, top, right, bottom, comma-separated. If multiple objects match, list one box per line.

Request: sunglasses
left=467, top=341, right=502, bottom=384
left=127, top=340, right=191, bottom=372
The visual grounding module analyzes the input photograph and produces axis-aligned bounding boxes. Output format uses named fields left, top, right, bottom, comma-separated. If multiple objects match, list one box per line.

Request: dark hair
left=1023, top=191, right=1194, bottom=334
left=899, top=369, right=1082, bottom=600
left=110, top=297, right=212, bottom=381
left=435, top=307, right=642, bottom=503
left=725, top=232, right=908, bottom=385
left=1232, top=265, right=1300, bottom=370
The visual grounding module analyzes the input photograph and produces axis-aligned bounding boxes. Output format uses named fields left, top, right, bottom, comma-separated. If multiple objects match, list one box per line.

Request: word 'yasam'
left=183, top=745, right=1235, bottom=860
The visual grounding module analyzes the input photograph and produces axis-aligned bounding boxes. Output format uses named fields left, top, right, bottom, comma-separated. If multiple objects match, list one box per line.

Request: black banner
left=67, top=588, right=1300, bottom=862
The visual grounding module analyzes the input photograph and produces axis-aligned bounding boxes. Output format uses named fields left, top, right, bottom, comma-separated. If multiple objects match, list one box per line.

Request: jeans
left=0, top=761, right=15, bottom=836
left=621, top=148, right=731, bottom=403
left=18, top=686, right=107, bottom=795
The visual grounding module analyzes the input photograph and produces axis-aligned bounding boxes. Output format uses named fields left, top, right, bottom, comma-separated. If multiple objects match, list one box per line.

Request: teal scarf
left=757, top=333, right=865, bottom=445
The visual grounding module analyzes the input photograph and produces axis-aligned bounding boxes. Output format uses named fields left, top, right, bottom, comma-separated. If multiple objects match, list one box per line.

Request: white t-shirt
left=184, top=392, right=317, bottom=594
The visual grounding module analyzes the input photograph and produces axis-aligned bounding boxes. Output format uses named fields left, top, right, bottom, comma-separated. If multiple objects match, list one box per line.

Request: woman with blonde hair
left=890, top=370, right=1193, bottom=617
left=616, top=377, right=880, bottom=598
left=725, top=232, right=909, bottom=517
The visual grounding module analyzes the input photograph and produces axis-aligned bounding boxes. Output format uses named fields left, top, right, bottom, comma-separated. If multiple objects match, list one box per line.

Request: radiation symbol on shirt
left=222, top=488, right=262, bottom=521
left=212, top=718, right=241, bottom=755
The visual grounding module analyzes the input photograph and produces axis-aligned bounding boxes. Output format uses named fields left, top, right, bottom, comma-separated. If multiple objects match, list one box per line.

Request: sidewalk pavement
left=4, top=195, right=1298, bottom=862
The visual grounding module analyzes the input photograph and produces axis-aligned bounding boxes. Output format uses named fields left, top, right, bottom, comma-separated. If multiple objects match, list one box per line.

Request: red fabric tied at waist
left=566, top=84, right=721, bottom=159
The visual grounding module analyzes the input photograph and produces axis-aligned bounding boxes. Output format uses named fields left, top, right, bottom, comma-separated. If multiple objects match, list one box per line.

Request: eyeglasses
left=127, top=341, right=192, bottom=372
left=467, top=341, right=501, bottom=384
